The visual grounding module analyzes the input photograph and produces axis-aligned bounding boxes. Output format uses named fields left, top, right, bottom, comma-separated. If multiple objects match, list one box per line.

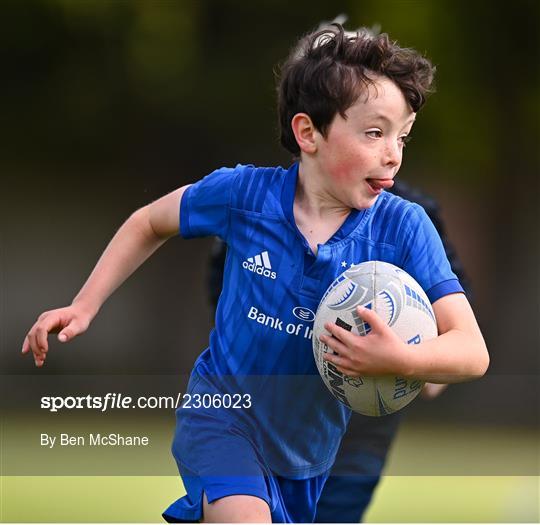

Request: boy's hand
left=21, top=304, right=94, bottom=367
left=320, top=306, right=408, bottom=377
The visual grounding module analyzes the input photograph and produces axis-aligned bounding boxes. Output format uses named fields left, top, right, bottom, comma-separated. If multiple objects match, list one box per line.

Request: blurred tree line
left=2, top=0, right=538, bottom=184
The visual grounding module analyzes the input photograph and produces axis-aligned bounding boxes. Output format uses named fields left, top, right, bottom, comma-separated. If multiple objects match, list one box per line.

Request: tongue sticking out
left=367, top=178, right=394, bottom=191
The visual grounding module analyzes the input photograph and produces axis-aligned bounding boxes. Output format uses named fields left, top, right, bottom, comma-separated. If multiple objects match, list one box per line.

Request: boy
left=207, top=179, right=470, bottom=523
left=22, top=25, right=489, bottom=523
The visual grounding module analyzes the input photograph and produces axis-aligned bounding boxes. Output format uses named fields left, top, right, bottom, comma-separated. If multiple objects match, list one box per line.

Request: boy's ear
left=291, top=113, right=318, bottom=154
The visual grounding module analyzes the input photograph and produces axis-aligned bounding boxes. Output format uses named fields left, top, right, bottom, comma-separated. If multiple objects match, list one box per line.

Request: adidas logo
left=242, top=250, right=277, bottom=280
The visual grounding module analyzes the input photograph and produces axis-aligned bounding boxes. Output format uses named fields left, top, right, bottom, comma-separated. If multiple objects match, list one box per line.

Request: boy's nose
left=382, top=140, right=401, bottom=168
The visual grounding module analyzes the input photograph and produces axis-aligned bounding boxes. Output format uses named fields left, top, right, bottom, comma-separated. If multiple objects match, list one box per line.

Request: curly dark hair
left=277, top=24, right=436, bottom=155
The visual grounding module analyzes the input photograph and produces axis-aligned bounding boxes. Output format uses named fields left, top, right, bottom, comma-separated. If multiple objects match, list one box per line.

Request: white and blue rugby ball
left=313, top=261, right=437, bottom=417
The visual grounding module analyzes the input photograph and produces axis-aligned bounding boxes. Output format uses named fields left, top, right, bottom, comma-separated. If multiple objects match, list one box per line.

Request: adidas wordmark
left=242, top=250, right=277, bottom=280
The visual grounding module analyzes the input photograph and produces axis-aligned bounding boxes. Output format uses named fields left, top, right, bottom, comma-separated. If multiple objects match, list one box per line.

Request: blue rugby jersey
left=178, top=162, right=463, bottom=478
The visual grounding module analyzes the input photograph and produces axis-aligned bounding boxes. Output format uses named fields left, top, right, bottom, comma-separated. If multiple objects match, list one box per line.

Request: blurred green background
left=1, top=0, right=539, bottom=522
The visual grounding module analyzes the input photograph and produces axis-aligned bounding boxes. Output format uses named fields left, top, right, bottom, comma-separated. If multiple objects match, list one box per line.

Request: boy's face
left=313, top=76, right=416, bottom=210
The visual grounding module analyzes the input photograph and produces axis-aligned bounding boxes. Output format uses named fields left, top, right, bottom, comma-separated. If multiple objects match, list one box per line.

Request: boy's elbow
left=479, top=348, right=490, bottom=377
left=472, top=340, right=490, bottom=378
left=130, top=206, right=163, bottom=241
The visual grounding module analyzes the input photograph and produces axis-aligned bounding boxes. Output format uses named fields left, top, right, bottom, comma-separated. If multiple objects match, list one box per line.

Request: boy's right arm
left=22, top=184, right=191, bottom=367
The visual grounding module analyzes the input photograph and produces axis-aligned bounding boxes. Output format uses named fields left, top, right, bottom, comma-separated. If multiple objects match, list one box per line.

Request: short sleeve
left=180, top=167, right=239, bottom=241
left=398, top=203, right=464, bottom=303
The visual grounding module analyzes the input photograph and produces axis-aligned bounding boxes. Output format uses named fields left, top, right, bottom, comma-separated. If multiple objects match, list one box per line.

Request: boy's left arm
left=321, top=292, right=489, bottom=384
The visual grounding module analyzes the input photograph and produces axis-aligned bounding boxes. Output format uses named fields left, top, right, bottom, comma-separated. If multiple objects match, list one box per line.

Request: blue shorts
left=163, top=382, right=329, bottom=523
left=163, top=460, right=329, bottom=523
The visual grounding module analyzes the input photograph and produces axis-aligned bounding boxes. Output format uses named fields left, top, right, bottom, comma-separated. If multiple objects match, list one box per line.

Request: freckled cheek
left=327, top=154, right=369, bottom=184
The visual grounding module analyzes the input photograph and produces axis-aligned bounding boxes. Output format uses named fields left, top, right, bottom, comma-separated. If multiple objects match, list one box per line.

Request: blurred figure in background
left=208, top=178, right=470, bottom=522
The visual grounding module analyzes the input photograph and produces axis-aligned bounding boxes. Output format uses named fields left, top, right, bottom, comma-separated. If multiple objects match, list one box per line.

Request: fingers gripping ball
left=313, top=261, right=437, bottom=416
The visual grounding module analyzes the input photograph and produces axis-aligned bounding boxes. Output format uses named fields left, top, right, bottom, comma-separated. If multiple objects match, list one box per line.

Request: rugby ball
left=313, top=261, right=437, bottom=416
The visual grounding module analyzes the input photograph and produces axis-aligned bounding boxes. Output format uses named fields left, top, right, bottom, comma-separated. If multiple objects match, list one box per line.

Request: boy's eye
left=366, top=130, right=383, bottom=138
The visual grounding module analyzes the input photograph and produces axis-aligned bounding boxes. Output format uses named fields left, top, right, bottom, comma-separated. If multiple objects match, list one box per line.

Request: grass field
left=1, top=474, right=538, bottom=522
left=1, top=419, right=538, bottom=522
